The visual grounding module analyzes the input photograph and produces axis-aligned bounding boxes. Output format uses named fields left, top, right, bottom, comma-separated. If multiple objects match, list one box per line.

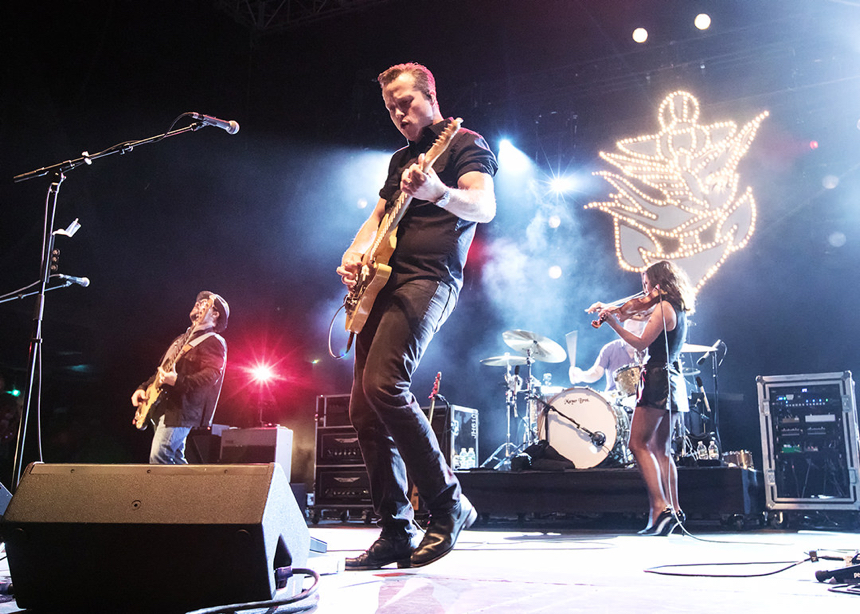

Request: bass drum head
left=541, top=387, right=618, bottom=469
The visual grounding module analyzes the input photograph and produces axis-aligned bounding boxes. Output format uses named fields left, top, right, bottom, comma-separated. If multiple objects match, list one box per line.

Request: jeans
left=149, top=414, right=192, bottom=464
left=350, top=279, right=460, bottom=534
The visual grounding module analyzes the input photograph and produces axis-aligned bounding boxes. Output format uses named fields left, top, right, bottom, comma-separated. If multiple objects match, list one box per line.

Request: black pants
left=349, top=279, right=460, bottom=534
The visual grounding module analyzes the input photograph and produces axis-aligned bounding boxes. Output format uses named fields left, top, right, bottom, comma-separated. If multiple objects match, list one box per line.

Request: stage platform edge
left=457, top=466, right=764, bottom=520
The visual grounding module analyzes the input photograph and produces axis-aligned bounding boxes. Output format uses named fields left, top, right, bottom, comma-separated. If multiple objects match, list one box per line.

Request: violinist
left=588, top=260, right=696, bottom=536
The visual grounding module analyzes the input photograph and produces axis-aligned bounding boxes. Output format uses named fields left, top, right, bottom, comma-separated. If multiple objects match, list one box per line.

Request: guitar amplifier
left=315, top=467, right=372, bottom=506
left=316, top=427, right=364, bottom=466
left=312, top=396, right=479, bottom=515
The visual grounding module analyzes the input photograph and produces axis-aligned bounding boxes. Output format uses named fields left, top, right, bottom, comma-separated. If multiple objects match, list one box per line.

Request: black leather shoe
left=410, top=495, right=477, bottom=568
left=345, top=531, right=420, bottom=571
left=676, top=509, right=686, bottom=525
left=637, top=507, right=678, bottom=536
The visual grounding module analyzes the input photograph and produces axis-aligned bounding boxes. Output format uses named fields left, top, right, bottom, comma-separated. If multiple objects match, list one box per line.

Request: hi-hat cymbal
left=502, top=329, right=567, bottom=363
left=480, top=354, right=528, bottom=367
left=681, top=368, right=700, bottom=377
left=680, top=343, right=715, bottom=353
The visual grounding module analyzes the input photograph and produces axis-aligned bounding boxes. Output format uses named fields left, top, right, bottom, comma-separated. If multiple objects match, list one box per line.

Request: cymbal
left=680, top=343, right=715, bottom=353
left=502, top=330, right=567, bottom=363
left=480, top=354, right=528, bottom=367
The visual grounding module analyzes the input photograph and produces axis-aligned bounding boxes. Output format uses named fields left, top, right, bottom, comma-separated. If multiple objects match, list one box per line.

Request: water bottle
left=466, top=447, right=476, bottom=469
left=708, top=439, right=719, bottom=460
left=452, top=450, right=461, bottom=471
left=696, top=441, right=708, bottom=460
left=458, top=447, right=468, bottom=470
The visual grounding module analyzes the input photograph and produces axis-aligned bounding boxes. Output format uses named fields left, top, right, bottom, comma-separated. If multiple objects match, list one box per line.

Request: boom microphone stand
left=9, top=114, right=223, bottom=490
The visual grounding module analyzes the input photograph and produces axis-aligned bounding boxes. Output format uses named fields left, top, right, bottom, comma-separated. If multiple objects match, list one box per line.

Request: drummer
left=569, top=314, right=647, bottom=393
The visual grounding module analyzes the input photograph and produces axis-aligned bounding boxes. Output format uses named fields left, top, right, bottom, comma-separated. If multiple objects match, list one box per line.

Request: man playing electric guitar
left=131, top=291, right=229, bottom=464
left=337, top=63, right=497, bottom=570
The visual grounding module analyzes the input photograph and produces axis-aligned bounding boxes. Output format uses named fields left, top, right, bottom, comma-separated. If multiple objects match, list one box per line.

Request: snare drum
left=539, top=387, right=631, bottom=468
left=613, top=364, right=641, bottom=397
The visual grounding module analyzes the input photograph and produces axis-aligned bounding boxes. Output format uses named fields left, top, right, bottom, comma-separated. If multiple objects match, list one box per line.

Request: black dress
left=638, top=299, right=689, bottom=412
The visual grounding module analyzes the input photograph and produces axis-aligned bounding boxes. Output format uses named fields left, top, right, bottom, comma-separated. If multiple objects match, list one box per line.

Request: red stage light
left=809, top=140, right=819, bottom=149
left=248, top=363, right=277, bottom=384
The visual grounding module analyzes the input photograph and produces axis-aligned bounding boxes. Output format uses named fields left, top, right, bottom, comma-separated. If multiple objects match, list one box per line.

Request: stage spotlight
left=809, top=140, right=819, bottom=150
left=549, top=175, right=575, bottom=194
left=829, top=231, right=847, bottom=248
left=632, top=27, right=648, bottom=43
left=357, top=198, right=368, bottom=209
left=548, top=214, right=561, bottom=229
left=498, top=139, right=533, bottom=173
left=694, top=14, right=711, bottom=30
left=548, top=265, right=562, bottom=279
left=822, top=175, right=839, bottom=189
left=248, top=363, right=277, bottom=385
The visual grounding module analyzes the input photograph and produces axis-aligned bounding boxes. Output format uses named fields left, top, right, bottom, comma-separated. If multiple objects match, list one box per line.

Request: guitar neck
left=363, top=118, right=462, bottom=265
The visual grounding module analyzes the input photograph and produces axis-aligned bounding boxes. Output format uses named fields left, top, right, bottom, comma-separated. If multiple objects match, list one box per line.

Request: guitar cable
left=327, top=302, right=352, bottom=359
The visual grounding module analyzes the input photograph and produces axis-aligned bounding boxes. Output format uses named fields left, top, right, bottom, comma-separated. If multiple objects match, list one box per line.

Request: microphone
left=189, top=112, right=240, bottom=135
left=696, top=339, right=721, bottom=365
left=54, top=274, right=90, bottom=287
left=815, top=564, right=860, bottom=583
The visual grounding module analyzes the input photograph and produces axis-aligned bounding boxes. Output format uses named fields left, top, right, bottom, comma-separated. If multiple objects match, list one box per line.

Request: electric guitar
left=133, top=297, right=214, bottom=430
left=343, top=118, right=463, bottom=334
left=411, top=371, right=442, bottom=511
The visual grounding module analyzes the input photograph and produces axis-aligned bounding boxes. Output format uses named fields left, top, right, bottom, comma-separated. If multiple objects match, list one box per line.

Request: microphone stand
left=10, top=119, right=209, bottom=490
left=710, top=348, right=723, bottom=453
left=530, top=394, right=607, bottom=451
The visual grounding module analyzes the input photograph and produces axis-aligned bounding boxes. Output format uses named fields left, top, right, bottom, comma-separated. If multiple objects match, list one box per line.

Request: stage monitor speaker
left=0, top=462, right=310, bottom=613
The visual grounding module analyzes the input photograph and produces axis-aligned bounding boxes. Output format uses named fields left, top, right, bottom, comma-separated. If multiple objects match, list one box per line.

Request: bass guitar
left=343, top=118, right=462, bottom=334
left=133, top=296, right=214, bottom=430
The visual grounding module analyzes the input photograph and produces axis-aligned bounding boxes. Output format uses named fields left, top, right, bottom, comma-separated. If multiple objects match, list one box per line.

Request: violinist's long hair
left=644, top=260, right=696, bottom=314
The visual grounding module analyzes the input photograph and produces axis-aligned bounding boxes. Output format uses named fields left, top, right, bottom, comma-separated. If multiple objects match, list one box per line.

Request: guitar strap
left=176, top=332, right=218, bottom=361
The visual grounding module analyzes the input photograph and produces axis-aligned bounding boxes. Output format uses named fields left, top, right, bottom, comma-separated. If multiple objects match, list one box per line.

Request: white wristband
left=435, top=188, right=451, bottom=209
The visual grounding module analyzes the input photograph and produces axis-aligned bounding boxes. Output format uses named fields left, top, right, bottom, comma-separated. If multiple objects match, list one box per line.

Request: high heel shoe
left=675, top=509, right=686, bottom=525
left=637, top=508, right=678, bottom=536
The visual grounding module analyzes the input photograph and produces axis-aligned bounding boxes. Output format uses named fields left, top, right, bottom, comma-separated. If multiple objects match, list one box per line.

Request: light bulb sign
left=587, top=91, right=768, bottom=290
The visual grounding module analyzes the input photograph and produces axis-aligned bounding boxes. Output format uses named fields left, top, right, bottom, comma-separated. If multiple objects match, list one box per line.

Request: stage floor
left=1, top=522, right=858, bottom=613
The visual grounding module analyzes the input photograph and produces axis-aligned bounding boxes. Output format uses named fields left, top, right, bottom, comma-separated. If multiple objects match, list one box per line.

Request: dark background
left=1, top=0, right=858, bottom=489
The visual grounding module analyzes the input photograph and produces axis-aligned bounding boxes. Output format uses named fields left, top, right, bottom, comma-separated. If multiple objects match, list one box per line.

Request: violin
left=590, top=287, right=667, bottom=328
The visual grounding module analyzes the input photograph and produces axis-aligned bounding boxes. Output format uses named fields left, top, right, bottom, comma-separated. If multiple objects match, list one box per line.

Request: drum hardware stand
left=522, top=349, right=542, bottom=446
left=480, top=363, right=522, bottom=470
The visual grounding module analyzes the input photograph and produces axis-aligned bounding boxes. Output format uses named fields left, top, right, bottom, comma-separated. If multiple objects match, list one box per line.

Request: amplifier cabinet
left=312, top=394, right=479, bottom=517
left=220, top=427, right=293, bottom=479
left=757, top=371, right=860, bottom=510
left=316, top=394, right=351, bottom=428
left=316, top=427, right=364, bottom=466
left=315, top=467, right=372, bottom=506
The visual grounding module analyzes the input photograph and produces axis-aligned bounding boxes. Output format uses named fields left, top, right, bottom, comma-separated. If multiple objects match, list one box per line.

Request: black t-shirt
left=378, top=119, right=498, bottom=291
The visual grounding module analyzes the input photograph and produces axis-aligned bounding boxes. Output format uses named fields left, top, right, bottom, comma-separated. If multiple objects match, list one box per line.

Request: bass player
left=131, top=291, right=229, bottom=464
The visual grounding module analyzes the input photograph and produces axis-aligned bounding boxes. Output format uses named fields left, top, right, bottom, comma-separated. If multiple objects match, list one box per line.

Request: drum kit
left=480, top=333, right=723, bottom=470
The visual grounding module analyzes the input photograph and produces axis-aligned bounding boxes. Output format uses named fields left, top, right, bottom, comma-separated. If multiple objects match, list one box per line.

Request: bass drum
left=539, top=387, right=631, bottom=468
